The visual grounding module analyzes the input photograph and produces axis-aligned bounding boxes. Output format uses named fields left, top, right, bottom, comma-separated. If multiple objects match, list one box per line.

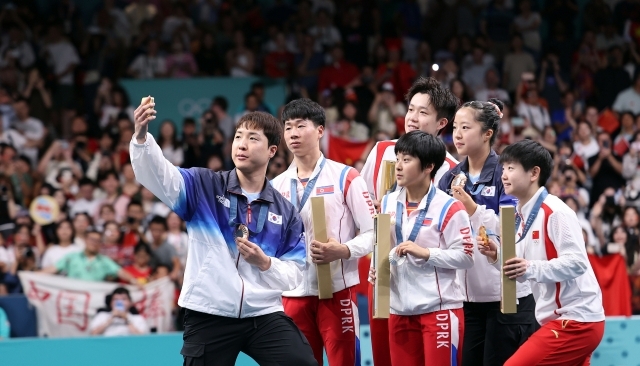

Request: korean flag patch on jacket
left=268, top=212, right=282, bottom=225
left=481, top=186, right=496, bottom=197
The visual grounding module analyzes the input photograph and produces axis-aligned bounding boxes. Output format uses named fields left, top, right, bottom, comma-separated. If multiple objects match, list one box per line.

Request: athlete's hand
left=395, top=240, right=430, bottom=260
left=503, top=257, right=529, bottom=279
left=236, top=237, right=271, bottom=271
left=450, top=186, right=477, bottom=215
left=133, top=96, right=156, bottom=143
left=310, top=238, right=350, bottom=264
left=477, top=235, right=498, bottom=263
left=368, top=267, right=376, bottom=285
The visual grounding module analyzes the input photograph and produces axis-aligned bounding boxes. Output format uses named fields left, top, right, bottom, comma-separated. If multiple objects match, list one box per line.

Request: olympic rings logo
left=177, top=98, right=211, bottom=117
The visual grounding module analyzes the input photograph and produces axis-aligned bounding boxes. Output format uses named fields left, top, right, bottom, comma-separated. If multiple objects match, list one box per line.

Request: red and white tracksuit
left=495, top=188, right=605, bottom=365
left=360, top=140, right=458, bottom=366
left=378, top=185, right=473, bottom=365
left=271, top=155, right=374, bottom=366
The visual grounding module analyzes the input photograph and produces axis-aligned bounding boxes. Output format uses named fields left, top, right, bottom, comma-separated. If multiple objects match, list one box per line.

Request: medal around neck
left=389, top=247, right=406, bottom=266
left=451, top=173, right=467, bottom=188
left=235, top=224, right=249, bottom=240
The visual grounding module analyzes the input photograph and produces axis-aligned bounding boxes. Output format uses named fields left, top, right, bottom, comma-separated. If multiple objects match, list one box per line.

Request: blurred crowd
left=0, top=0, right=640, bottom=334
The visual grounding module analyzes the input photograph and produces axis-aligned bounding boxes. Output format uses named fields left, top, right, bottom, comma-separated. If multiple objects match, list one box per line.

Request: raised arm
left=129, top=97, right=195, bottom=221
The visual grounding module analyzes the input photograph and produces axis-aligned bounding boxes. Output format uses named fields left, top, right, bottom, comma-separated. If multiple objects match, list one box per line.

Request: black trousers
left=181, top=309, right=318, bottom=366
left=461, top=294, right=539, bottom=366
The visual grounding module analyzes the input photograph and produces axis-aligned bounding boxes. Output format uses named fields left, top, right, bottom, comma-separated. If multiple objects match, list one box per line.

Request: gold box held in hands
left=311, top=197, right=333, bottom=299
left=373, top=213, right=391, bottom=319
left=500, top=206, right=517, bottom=314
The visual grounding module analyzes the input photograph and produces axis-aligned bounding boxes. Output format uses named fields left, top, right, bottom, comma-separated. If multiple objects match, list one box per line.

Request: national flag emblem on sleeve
left=316, top=185, right=334, bottom=195
left=422, top=218, right=432, bottom=226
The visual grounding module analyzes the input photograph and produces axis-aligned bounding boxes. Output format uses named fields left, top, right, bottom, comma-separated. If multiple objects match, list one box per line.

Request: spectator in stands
left=42, top=24, right=79, bottom=115
left=165, top=36, right=198, bottom=79
left=165, top=212, right=187, bottom=270
left=562, top=195, right=599, bottom=252
left=613, top=69, right=640, bottom=115
left=375, top=43, right=416, bottom=102
left=621, top=206, right=640, bottom=269
left=513, top=0, right=542, bottom=55
left=589, top=132, right=626, bottom=205
left=180, top=118, right=200, bottom=168
left=21, top=68, right=53, bottom=124
left=89, top=287, right=149, bottom=336
left=538, top=51, right=570, bottom=114
left=96, top=203, right=116, bottom=231
left=517, top=87, right=551, bottom=135
left=595, top=46, right=631, bottom=111
left=462, top=44, right=494, bottom=96
left=41, top=220, right=81, bottom=269
left=504, top=34, right=537, bottom=97
left=120, top=163, right=141, bottom=202
left=37, top=141, right=83, bottom=190
left=72, top=212, right=91, bottom=248
left=475, top=68, right=510, bottom=103
left=124, top=0, right=157, bottom=38
left=140, top=187, right=169, bottom=220
left=70, top=178, right=98, bottom=218
left=200, top=111, right=225, bottom=167
left=264, top=32, right=294, bottom=78
left=146, top=216, right=180, bottom=281
left=480, top=0, right=514, bottom=61
left=573, top=120, right=600, bottom=163
left=12, top=98, right=45, bottom=167
left=309, top=8, right=341, bottom=53
left=42, top=229, right=138, bottom=284
left=210, top=96, right=234, bottom=147
left=97, top=170, right=129, bottom=223
left=96, top=82, right=135, bottom=130
left=127, top=38, right=166, bottom=80
left=226, top=30, right=255, bottom=77
left=123, top=242, right=153, bottom=284
left=101, top=220, right=124, bottom=265
left=196, top=31, right=224, bottom=76
left=368, top=82, right=405, bottom=137
left=318, top=45, right=360, bottom=95
left=295, top=34, right=324, bottom=99
left=157, top=120, right=183, bottom=166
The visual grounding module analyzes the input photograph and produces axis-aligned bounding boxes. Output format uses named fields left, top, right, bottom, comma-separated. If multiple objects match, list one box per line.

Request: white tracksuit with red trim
left=505, top=187, right=605, bottom=325
left=380, top=185, right=474, bottom=315
left=271, top=155, right=375, bottom=297
left=361, top=140, right=458, bottom=200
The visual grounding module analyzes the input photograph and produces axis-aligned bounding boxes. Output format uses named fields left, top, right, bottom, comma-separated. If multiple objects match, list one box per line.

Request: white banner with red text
left=18, top=272, right=175, bottom=337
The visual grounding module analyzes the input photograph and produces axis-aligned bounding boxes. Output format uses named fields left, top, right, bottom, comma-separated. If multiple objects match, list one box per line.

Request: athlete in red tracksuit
left=360, top=76, right=460, bottom=366
left=479, top=140, right=605, bottom=365
left=272, top=99, right=374, bottom=366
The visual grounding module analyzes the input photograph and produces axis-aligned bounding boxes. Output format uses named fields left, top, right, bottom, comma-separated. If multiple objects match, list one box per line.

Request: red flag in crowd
left=588, top=254, right=632, bottom=316
left=327, top=134, right=371, bottom=166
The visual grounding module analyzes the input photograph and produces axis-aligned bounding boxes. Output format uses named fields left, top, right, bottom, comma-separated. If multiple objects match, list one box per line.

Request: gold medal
left=235, top=224, right=249, bottom=240
left=451, top=173, right=467, bottom=188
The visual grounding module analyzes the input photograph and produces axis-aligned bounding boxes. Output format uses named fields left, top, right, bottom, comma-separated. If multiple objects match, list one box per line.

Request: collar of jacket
left=449, top=150, right=499, bottom=185
left=226, top=168, right=275, bottom=203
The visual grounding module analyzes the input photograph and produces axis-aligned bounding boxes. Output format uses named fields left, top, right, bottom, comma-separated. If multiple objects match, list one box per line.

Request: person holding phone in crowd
left=89, top=287, right=149, bottom=336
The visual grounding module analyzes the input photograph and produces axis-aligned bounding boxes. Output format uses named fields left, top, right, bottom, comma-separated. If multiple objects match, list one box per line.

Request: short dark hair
left=134, top=242, right=152, bottom=256
left=111, top=287, right=132, bottom=301
left=98, top=170, right=118, bottom=183
left=86, top=228, right=103, bottom=237
left=212, top=96, right=228, bottom=112
left=459, top=98, right=503, bottom=145
left=395, top=131, right=446, bottom=179
left=127, top=200, right=142, bottom=210
left=499, top=140, right=553, bottom=186
left=17, top=155, right=31, bottom=166
left=405, top=77, right=459, bottom=134
left=78, top=177, right=95, bottom=187
left=281, top=98, right=325, bottom=127
left=236, top=111, right=283, bottom=147
left=149, top=215, right=168, bottom=230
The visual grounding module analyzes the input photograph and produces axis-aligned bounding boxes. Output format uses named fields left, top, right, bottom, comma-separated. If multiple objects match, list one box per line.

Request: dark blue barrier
left=0, top=294, right=37, bottom=338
